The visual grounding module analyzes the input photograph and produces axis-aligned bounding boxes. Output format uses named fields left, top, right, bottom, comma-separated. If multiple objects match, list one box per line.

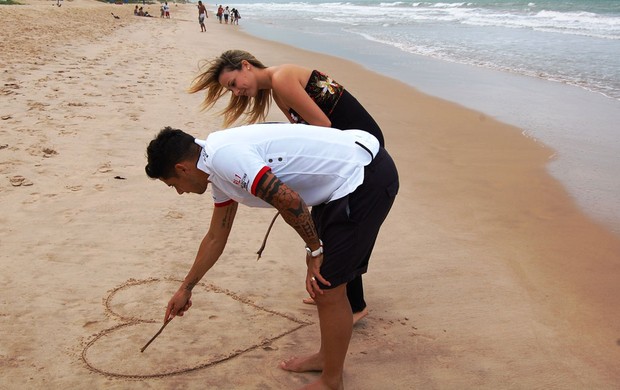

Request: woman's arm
left=271, top=65, right=331, bottom=127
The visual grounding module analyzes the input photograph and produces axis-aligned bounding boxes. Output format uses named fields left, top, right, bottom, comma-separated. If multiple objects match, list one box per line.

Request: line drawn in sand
left=81, top=277, right=313, bottom=379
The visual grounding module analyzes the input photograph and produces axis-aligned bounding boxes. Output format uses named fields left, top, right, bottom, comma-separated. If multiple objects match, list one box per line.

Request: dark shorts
left=311, top=147, right=399, bottom=289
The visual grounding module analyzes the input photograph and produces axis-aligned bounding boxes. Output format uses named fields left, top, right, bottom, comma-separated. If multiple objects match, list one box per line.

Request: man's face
left=160, top=164, right=209, bottom=195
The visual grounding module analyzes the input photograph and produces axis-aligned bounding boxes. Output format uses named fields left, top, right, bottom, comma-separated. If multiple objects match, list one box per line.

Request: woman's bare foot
left=352, top=307, right=368, bottom=325
left=279, top=353, right=323, bottom=372
left=302, top=297, right=317, bottom=305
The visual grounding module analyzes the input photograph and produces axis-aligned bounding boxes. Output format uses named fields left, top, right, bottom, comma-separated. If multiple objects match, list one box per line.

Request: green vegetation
left=0, top=0, right=21, bottom=5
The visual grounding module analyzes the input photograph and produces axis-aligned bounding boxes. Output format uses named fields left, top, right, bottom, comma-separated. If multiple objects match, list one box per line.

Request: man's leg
left=281, top=284, right=351, bottom=390
left=302, top=275, right=368, bottom=325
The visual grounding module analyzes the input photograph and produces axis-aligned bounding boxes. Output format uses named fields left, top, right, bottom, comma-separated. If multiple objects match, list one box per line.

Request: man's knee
left=314, top=284, right=347, bottom=305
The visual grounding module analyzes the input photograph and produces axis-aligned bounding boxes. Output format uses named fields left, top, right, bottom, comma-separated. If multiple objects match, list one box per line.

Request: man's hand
left=306, top=253, right=330, bottom=298
left=165, top=288, right=193, bottom=322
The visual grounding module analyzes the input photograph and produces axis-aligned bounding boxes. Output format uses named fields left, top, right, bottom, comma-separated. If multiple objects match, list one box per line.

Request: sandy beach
left=1, top=1, right=619, bottom=388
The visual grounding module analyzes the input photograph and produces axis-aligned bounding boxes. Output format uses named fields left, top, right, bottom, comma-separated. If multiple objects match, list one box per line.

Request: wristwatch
left=305, top=240, right=323, bottom=257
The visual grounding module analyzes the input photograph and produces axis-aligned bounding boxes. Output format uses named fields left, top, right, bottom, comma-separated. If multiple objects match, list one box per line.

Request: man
left=197, top=1, right=207, bottom=32
left=145, top=123, right=398, bottom=389
left=163, top=1, right=170, bottom=18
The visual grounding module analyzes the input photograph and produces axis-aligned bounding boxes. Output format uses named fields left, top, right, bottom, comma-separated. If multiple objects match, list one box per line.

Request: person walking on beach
left=223, top=6, right=230, bottom=24
left=216, top=5, right=223, bottom=23
left=231, top=8, right=240, bottom=25
left=197, top=1, right=207, bottom=32
left=187, top=49, right=386, bottom=324
left=146, top=123, right=398, bottom=390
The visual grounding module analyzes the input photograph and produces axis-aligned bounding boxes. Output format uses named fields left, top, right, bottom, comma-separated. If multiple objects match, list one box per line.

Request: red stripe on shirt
left=251, top=166, right=271, bottom=196
left=214, top=199, right=235, bottom=208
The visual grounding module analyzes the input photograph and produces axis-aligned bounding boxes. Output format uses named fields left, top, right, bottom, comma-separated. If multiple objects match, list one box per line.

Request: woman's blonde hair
left=188, top=50, right=271, bottom=127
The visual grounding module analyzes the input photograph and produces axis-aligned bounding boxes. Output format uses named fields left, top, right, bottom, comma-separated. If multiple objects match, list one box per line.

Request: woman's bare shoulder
left=271, top=64, right=312, bottom=85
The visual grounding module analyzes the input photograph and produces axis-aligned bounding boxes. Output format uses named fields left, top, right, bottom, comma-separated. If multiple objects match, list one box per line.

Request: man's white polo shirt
left=194, top=123, right=379, bottom=208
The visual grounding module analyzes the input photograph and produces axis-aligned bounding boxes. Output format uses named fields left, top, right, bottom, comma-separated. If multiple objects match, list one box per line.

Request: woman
left=188, top=50, right=386, bottom=324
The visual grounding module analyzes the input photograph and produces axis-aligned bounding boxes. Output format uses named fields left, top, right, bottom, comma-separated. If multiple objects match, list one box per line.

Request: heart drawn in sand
left=81, top=278, right=312, bottom=379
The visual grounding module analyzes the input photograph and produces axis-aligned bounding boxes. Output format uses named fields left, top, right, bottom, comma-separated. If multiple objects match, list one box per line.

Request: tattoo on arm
left=256, top=171, right=318, bottom=246
left=220, top=203, right=237, bottom=229
left=184, top=279, right=198, bottom=291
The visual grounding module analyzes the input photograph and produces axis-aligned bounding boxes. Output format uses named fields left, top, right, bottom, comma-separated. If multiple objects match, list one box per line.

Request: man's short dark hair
left=145, top=127, right=200, bottom=179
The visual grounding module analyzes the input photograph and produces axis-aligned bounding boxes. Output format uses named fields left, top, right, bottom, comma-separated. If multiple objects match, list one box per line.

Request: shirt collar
left=194, top=138, right=211, bottom=174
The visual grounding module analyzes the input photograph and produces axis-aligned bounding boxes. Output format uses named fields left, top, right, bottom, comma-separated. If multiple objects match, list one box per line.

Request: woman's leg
left=347, top=275, right=368, bottom=324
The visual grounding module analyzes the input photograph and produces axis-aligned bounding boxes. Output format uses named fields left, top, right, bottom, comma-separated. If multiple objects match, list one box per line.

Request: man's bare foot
left=352, top=307, right=368, bottom=325
left=279, top=353, right=323, bottom=372
left=299, top=377, right=344, bottom=390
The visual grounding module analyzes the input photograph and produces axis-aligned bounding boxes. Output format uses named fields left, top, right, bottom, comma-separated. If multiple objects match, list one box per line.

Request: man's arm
left=164, top=201, right=238, bottom=322
left=255, top=170, right=319, bottom=250
left=255, top=170, right=330, bottom=295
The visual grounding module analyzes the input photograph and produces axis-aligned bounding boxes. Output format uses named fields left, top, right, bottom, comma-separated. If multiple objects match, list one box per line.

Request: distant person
left=231, top=8, right=240, bottom=25
left=187, top=50, right=386, bottom=324
left=223, top=6, right=230, bottom=24
left=216, top=5, right=223, bottom=23
left=163, top=2, right=170, bottom=18
left=197, top=1, right=207, bottom=32
left=134, top=5, right=139, bottom=15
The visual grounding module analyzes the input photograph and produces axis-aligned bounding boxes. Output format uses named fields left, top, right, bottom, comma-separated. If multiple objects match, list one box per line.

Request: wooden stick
left=140, top=318, right=172, bottom=353
left=256, top=211, right=280, bottom=261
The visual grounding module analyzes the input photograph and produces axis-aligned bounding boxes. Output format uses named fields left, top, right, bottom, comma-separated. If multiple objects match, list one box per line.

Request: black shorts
left=311, top=147, right=399, bottom=288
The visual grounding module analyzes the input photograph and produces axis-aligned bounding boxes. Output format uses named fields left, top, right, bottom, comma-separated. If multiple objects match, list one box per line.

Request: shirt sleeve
left=211, top=145, right=271, bottom=196
left=211, top=186, right=234, bottom=207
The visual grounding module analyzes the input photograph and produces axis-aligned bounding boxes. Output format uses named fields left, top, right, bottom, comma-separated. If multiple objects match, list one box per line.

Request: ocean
left=223, top=0, right=620, bottom=234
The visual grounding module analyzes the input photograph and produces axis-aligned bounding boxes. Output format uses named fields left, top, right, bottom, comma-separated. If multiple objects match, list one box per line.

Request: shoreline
left=237, top=18, right=620, bottom=236
left=1, top=1, right=619, bottom=388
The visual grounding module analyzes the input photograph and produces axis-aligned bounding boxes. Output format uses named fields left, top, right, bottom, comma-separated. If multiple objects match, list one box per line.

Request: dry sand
left=1, top=1, right=619, bottom=388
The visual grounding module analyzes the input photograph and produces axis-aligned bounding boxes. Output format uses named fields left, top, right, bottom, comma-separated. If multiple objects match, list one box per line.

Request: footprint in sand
left=97, top=162, right=113, bottom=173
left=81, top=278, right=312, bottom=379
left=42, top=148, right=58, bottom=158
left=1, top=83, right=20, bottom=96
left=27, top=101, right=50, bottom=112
left=9, top=175, right=33, bottom=187
left=27, top=146, right=58, bottom=158
left=165, top=210, right=184, bottom=219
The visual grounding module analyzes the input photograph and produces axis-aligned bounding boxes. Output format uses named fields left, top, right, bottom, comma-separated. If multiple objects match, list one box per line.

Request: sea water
left=223, top=0, right=620, bottom=233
